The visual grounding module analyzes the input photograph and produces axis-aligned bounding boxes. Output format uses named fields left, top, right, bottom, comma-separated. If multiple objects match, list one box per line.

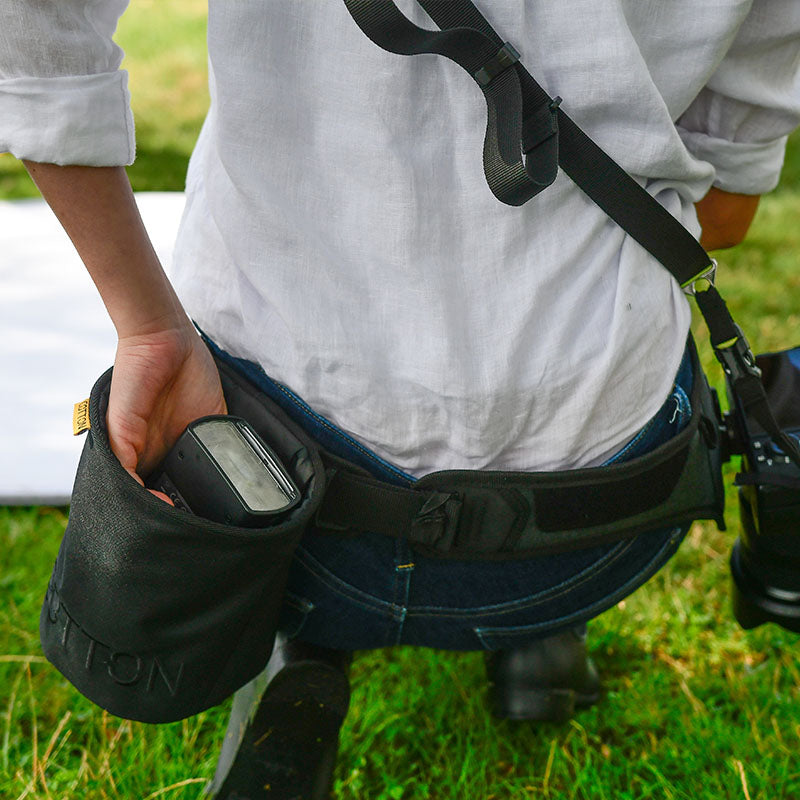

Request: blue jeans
left=201, top=330, right=693, bottom=652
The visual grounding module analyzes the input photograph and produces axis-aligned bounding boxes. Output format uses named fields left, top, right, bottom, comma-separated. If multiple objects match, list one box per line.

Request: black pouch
left=39, top=354, right=325, bottom=723
left=755, top=345, right=800, bottom=431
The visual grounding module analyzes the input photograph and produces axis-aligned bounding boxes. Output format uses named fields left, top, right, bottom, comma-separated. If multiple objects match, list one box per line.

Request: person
left=2, top=1, right=799, bottom=798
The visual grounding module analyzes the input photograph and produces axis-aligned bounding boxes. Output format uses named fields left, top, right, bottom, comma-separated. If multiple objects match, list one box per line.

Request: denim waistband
left=198, top=326, right=694, bottom=486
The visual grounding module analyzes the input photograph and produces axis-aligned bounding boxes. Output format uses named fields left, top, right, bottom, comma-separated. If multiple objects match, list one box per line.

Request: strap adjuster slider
left=474, top=42, right=521, bottom=87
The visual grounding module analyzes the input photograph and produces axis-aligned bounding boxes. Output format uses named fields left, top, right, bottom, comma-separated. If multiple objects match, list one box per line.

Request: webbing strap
left=342, top=0, right=559, bottom=204
left=341, top=0, right=800, bottom=471
left=317, top=468, right=431, bottom=534
left=342, top=0, right=711, bottom=285
left=695, top=286, right=800, bottom=465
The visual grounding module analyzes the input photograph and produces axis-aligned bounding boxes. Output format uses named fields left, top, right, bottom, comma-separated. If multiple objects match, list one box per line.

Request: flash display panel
left=192, top=418, right=298, bottom=513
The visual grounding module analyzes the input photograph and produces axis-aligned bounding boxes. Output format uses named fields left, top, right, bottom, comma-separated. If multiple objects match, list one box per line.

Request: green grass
left=3, top=3, right=800, bottom=798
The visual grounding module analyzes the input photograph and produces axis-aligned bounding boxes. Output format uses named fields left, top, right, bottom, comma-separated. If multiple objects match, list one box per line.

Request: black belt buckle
left=717, top=323, right=763, bottom=385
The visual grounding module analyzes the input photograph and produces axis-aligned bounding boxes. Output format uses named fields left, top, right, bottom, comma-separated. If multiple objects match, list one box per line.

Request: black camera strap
left=342, top=0, right=800, bottom=470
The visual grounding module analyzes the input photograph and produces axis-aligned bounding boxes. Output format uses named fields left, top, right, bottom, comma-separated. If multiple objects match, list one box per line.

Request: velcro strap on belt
left=316, top=468, right=463, bottom=550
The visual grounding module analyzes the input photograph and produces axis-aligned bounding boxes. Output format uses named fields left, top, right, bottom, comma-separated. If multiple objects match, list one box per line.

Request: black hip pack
left=41, top=0, right=799, bottom=723
left=41, top=338, right=725, bottom=724
left=40, top=355, right=325, bottom=724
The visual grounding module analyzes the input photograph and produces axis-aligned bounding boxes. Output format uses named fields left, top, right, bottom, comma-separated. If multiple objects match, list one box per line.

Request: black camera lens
left=731, top=487, right=800, bottom=633
left=727, top=346, right=800, bottom=634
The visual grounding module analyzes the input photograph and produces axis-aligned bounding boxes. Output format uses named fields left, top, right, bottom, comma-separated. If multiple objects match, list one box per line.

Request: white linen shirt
left=2, top=0, right=799, bottom=476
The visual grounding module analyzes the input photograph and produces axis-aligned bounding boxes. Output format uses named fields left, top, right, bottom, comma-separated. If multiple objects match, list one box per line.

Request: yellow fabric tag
left=73, top=399, right=91, bottom=435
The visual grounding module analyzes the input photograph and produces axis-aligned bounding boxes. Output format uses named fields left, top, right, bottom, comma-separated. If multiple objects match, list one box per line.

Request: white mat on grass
left=0, top=192, right=186, bottom=505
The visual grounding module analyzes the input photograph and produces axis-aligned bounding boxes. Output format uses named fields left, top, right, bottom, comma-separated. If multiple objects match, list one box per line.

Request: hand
left=20, top=163, right=228, bottom=502
left=105, top=322, right=228, bottom=502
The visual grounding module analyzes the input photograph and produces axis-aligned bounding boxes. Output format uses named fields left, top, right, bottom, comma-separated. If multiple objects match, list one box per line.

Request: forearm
left=22, top=161, right=190, bottom=337
left=695, top=186, right=760, bottom=251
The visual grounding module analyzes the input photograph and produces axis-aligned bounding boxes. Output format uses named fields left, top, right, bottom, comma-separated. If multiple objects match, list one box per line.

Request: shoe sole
left=207, top=660, right=351, bottom=800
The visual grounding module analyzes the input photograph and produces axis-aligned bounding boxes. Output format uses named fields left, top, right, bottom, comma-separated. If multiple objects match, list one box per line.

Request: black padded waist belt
left=313, top=336, right=726, bottom=560
left=40, top=355, right=326, bottom=724
left=40, top=338, right=724, bottom=723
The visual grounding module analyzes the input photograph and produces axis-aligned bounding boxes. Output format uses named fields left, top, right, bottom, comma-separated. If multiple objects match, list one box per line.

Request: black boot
left=484, top=624, right=601, bottom=723
left=206, top=632, right=353, bottom=800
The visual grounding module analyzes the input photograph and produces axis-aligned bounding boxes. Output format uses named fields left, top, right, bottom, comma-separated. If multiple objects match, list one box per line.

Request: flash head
left=146, top=415, right=301, bottom=527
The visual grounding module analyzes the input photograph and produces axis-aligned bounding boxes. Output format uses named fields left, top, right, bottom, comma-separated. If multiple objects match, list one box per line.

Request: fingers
left=122, top=464, right=175, bottom=506
left=149, top=488, right=175, bottom=506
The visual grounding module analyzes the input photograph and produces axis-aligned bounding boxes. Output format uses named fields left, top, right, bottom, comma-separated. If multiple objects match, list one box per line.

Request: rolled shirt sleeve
left=676, top=0, right=800, bottom=195
left=0, top=0, right=135, bottom=166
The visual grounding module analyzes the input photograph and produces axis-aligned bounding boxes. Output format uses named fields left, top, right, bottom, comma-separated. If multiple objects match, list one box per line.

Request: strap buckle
left=716, top=323, right=762, bottom=384
left=410, top=492, right=462, bottom=552
left=682, top=258, right=718, bottom=296
left=473, top=42, right=521, bottom=88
